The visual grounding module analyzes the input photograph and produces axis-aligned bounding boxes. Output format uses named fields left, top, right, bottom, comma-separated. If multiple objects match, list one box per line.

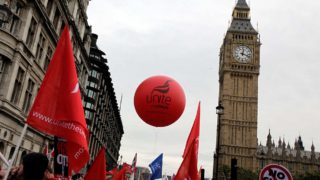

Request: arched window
left=9, top=146, right=15, bottom=160
left=0, top=142, right=4, bottom=154
left=19, top=151, right=27, bottom=164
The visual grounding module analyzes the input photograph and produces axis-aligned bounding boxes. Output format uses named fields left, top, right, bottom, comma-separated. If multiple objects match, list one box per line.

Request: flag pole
left=3, top=124, right=28, bottom=180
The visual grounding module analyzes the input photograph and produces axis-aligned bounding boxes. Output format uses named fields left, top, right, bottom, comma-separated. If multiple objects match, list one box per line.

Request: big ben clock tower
left=214, top=0, right=260, bottom=178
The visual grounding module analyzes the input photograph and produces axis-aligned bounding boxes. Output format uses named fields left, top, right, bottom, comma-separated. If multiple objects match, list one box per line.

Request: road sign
left=259, top=164, right=293, bottom=180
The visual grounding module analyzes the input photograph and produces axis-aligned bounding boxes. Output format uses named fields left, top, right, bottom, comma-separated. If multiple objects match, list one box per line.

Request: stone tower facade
left=214, top=1, right=320, bottom=178
left=214, top=0, right=261, bottom=176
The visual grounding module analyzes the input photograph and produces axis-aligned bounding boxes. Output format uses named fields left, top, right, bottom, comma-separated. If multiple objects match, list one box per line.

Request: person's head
left=22, top=152, right=49, bottom=180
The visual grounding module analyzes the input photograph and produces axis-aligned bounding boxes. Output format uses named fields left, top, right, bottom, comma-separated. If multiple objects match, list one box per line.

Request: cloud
left=88, top=0, right=320, bottom=178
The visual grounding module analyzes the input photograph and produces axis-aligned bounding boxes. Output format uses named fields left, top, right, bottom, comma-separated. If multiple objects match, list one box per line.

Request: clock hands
left=240, top=48, right=245, bottom=56
left=241, top=49, right=251, bottom=58
left=233, top=46, right=252, bottom=63
left=243, top=53, right=251, bottom=58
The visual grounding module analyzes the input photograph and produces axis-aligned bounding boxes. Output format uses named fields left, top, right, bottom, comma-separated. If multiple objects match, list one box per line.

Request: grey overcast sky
left=87, top=0, right=320, bottom=178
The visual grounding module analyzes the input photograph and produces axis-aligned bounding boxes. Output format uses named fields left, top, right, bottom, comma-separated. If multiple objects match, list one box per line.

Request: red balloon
left=134, top=75, right=186, bottom=127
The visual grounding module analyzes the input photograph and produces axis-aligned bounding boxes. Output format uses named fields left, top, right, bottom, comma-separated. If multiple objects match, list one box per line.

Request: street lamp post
left=215, top=101, right=224, bottom=180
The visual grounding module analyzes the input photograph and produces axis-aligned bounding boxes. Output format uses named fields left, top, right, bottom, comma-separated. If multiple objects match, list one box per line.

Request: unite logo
left=146, top=80, right=172, bottom=109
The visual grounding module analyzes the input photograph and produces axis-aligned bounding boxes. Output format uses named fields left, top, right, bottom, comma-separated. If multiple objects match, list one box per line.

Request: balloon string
left=153, top=128, right=158, bottom=154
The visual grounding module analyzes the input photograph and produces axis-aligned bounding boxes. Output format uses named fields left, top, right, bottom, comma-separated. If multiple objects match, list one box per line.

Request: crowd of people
left=0, top=152, right=55, bottom=180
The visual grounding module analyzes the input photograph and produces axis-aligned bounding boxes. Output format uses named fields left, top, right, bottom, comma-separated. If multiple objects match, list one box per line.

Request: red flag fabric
left=175, top=138, right=199, bottom=179
left=84, top=147, right=106, bottom=180
left=198, top=166, right=202, bottom=180
left=113, top=163, right=132, bottom=180
left=183, top=102, right=200, bottom=157
left=106, top=167, right=118, bottom=175
left=176, top=102, right=201, bottom=179
left=26, top=26, right=89, bottom=173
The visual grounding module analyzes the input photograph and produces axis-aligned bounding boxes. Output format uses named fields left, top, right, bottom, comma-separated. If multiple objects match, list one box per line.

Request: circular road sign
left=259, top=164, right=293, bottom=180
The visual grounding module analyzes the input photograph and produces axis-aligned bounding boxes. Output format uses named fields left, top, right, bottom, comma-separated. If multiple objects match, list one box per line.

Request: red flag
left=84, top=147, right=106, bottom=180
left=175, top=138, right=199, bottom=179
left=106, top=167, right=118, bottom=175
left=26, top=26, right=89, bottom=173
left=113, top=163, right=132, bottom=180
left=175, top=102, right=200, bottom=179
left=198, top=166, right=202, bottom=180
left=175, top=139, right=199, bottom=180
left=183, top=102, right=200, bottom=157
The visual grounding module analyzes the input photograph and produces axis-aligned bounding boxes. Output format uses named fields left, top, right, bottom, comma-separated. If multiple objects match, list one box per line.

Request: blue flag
left=149, top=153, right=163, bottom=180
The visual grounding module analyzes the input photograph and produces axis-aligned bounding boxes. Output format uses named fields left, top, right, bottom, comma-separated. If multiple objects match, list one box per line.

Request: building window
left=46, top=0, right=53, bottom=16
left=85, top=102, right=94, bottom=109
left=25, top=17, right=37, bottom=48
left=85, top=110, right=93, bottom=121
left=11, top=67, right=25, bottom=104
left=89, top=82, right=98, bottom=89
left=260, top=159, right=265, bottom=169
left=10, top=1, right=22, bottom=35
left=87, top=90, right=96, bottom=99
left=19, top=151, right=27, bottom=164
left=13, top=2, right=22, bottom=16
left=60, top=21, right=65, bottom=35
left=9, top=16, right=20, bottom=35
left=91, top=70, right=97, bottom=78
left=36, top=32, right=46, bottom=64
left=44, top=47, right=52, bottom=71
left=0, top=56, right=9, bottom=86
left=75, top=9, right=80, bottom=27
left=53, top=8, right=60, bottom=31
left=0, top=142, right=4, bottom=154
left=9, top=147, right=15, bottom=160
left=22, top=79, right=35, bottom=113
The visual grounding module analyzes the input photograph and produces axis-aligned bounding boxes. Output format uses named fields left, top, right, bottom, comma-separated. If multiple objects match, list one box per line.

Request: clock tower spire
left=214, top=0, right=261, bottom=178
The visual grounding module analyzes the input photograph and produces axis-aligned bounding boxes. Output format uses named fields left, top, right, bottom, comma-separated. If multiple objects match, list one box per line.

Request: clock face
left=233, top=45, right=252, bottom=63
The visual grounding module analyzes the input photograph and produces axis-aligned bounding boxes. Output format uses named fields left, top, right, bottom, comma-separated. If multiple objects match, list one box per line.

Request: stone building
left=0, top=0, right=123, bottom=172
left=257, top=131, right=320, bottom=176
left=85, top=33, right=123, bottom=170
left=0, top=0, right=91, bottom=166
left=214, top=0, right=320, bottom=178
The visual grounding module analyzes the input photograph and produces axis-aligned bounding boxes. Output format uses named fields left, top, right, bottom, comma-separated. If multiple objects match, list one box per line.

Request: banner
left=26, top=26, right=89, bottom=173
left=54, top=137, right=69, bottom=179
left=149, top=153, right=163, bottom=180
